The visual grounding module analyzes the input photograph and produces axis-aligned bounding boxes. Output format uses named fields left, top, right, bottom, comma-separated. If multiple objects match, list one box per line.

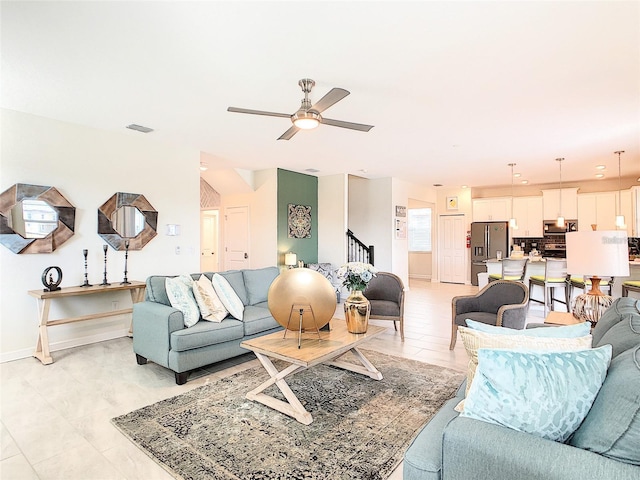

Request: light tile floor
left=0, top=279, right=550, bottom=479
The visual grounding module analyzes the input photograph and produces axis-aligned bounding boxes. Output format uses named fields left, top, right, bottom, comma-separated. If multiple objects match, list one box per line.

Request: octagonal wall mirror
left=0, top=183, right=76, bottom=253
left=98, top=192, right=157, bottom=250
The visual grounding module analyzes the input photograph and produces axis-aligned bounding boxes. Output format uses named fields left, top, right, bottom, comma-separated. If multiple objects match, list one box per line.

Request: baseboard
left=408, top=274, right=432, bottom=280
left=0, top=329, right=130, bottom=364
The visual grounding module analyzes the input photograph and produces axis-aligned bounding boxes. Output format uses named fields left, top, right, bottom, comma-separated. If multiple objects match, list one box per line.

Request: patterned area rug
left=112, top=350, right=464, bottom=480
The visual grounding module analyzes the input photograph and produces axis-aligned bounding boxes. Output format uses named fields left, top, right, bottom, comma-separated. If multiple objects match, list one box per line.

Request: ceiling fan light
left=292, top=110, right=321, bottom=129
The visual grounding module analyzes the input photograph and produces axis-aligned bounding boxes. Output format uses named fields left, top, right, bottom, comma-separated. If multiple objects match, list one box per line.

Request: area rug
left=112, top=350, right=464, bottom=480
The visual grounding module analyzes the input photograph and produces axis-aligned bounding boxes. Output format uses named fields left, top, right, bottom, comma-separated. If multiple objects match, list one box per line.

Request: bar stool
left=622, top=281, right=640, bottom=297
left=529, top=258, right=570, bottom=316
left=488, top=258, right=528, bottom=282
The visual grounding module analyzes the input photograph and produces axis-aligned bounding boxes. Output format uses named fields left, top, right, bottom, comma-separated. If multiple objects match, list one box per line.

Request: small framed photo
left=446, top=196, right=458, bottom=210
left=395, top=205, right=406, bottom=217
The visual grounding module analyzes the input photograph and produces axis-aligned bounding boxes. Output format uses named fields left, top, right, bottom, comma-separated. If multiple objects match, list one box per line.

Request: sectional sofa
left=132, top=267, right=282, bottom=384
left=404, top=297, right=640, bottom=480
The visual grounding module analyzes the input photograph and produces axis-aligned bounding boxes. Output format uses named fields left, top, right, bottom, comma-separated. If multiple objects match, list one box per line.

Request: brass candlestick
left=80, top=249, right=92, bottom=287
left=121, top=240, right=131, bottom=285
left=100, top=245, right=110, bottom=286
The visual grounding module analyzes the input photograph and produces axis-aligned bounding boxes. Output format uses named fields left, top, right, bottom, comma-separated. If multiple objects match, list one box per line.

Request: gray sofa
left=132, top=267, right=282, bottom=385
left=404, top=297, right=640, bottom=480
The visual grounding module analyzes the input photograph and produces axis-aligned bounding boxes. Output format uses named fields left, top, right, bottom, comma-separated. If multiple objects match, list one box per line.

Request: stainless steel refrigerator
left=470, top=221, right=509, bottom=286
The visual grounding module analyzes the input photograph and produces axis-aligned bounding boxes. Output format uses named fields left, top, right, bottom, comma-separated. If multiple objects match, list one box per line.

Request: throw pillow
left=456, top=326, right=593, bottom=411
left=461, top=345, right=612, bottom=442
left=192, top=275, right=228, bottom=322
left=165, top=275, right=200, bottom=328
left=211, top=273, right=244, bottom=320
left=465, top=318, right=591, bottom=338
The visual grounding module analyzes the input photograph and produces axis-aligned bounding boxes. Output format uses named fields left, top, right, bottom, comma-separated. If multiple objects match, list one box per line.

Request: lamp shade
left=284, top=252, right=297, bottom=266
left=566, top=230, right=629, bottom=277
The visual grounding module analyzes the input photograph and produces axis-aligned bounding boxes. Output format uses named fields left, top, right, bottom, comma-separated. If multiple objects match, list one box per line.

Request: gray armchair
left=449, top=280, right=529, bottom=349
left=364, top=272, right=405, bottom=341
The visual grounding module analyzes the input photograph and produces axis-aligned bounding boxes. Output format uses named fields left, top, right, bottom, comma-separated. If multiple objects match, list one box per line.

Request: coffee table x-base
left=240, top=321, right=385, bottom=425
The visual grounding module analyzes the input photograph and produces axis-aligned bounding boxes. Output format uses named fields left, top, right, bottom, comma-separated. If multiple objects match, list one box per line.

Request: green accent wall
left=277, top=168, right=318, bottom=266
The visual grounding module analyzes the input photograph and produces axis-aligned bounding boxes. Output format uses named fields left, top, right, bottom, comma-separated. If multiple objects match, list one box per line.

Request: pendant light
left=508, top=163, right=517, bottom=229
left=614, top=150, right=626, bottom=228
left=556, top=158, right=565, bottom=228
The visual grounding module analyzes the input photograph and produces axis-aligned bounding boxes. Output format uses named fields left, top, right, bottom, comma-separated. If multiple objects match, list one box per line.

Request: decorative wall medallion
left=287, top=204, right=312, bottom=239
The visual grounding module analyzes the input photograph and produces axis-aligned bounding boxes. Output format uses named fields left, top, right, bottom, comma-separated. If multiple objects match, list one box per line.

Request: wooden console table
left=27, top=281, right=146, bottom=364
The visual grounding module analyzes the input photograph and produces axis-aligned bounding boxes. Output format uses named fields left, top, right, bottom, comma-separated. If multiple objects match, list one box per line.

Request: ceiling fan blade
left=309, top=88, right=349, bottom=114
left=321, top=118, right=374, bottom=132
left=227, top=107, right=291, bottom=118
left=277, top=125, right=300, bottom=141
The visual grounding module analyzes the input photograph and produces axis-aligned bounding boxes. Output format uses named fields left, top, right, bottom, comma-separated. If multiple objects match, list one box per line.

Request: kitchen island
left=479, top=258, right=640, bottom=300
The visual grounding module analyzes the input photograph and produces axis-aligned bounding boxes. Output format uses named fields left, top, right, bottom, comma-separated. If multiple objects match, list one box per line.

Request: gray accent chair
left=404, top=298, right=640, bottom=480
left=449, top=280, right=529, bottom=349
left=364, top=272, right=405, bottom=341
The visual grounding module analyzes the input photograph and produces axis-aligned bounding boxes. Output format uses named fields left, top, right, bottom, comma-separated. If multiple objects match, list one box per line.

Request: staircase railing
left=346, top=229, right=374, bottom=266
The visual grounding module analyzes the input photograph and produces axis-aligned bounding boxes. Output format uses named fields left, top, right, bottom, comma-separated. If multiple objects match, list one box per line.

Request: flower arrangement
left=337, top=262, right=378, bottom=291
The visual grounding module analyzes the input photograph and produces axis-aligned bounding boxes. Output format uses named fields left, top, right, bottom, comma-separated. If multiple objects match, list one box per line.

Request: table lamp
left=284, top=252, right=297, bottom=269
left=566, top=230, right=629, bottom=325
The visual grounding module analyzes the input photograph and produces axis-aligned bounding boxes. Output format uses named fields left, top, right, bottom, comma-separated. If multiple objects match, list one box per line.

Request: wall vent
left=126, top=124, right=154, bottom=133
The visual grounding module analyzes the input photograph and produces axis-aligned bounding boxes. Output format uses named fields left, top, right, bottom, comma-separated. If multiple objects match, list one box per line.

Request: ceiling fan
left=227, top=78, right=374, bottom=140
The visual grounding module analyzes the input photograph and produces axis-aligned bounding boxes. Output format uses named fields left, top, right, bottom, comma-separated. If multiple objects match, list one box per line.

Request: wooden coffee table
left=240, top=320, right=386, bottom=425
left=544, top=311, right=584, bottom=326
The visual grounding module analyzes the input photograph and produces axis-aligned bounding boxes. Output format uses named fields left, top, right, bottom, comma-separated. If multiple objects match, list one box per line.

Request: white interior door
left=224, top=206, right=250, bottom=270
left=439, top=215, right=467, bottom=284
left=200, top=209, right=219, bottom=272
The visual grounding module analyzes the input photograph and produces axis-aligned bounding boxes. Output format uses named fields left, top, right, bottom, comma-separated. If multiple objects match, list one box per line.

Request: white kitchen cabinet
left=542, top=188, right=578, bottom=220
left=620, top=189, right=634, bottom=236
left=472, top=197, right=510, bottom=222
left=578, top=191, right=621, bottom=232
left=512, top=196, right=543, bottom=237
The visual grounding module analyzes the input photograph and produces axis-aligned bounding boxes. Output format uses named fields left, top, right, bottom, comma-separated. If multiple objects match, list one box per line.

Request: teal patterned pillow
left=462, top=345, right=612, bottom=442
left=465, top=319, right=591, bottom=338
left=165, top=275, right=200, bottom=328
left=211, top=273, right=244, bottom=320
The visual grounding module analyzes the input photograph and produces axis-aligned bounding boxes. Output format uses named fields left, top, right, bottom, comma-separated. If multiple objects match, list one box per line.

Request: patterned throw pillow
left=456, top=326, right=593, bottom=411
left=211, top=273, right=244, bottom=320
left=465, top=319, right=591, bottom=338
left=462, top=346, right=612, bottom=442
left=192, top=275, right=228, bottom=322
left=165, top=275, right=200, bottom=328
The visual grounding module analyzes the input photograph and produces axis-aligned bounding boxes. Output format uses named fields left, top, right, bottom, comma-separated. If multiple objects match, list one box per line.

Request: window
left=408, top=208, right=432, bottom=252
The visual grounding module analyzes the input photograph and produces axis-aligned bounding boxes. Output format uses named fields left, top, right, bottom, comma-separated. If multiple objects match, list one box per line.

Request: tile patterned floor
left=0, top=279, right=550, bottom=479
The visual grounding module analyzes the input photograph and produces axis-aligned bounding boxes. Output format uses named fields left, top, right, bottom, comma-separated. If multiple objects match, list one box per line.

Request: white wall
left=217, top=168, right=278, bottom=269
left=347, top=176, right=438, bottom=288
left=0, top=109, right=200, bottom=362
left=318, top=174, right=347, bottom=267
left=393, top=178, right=439, bottom=287
left=348, top=176, right=393, bottom=271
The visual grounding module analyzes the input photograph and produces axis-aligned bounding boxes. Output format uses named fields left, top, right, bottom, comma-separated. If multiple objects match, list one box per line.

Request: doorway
left=438, top=214, right=467, bottom=284
left=224, top=206, right=250, bottom=270
left=201, top=210, right=219, bottom=272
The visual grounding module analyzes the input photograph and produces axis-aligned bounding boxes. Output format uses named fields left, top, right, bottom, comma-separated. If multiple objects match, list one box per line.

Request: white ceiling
left=2, top=1, right=639, bottom=189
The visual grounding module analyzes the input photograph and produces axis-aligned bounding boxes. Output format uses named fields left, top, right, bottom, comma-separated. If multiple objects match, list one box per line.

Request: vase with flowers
left=337, top=262, right=378, bottom=333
